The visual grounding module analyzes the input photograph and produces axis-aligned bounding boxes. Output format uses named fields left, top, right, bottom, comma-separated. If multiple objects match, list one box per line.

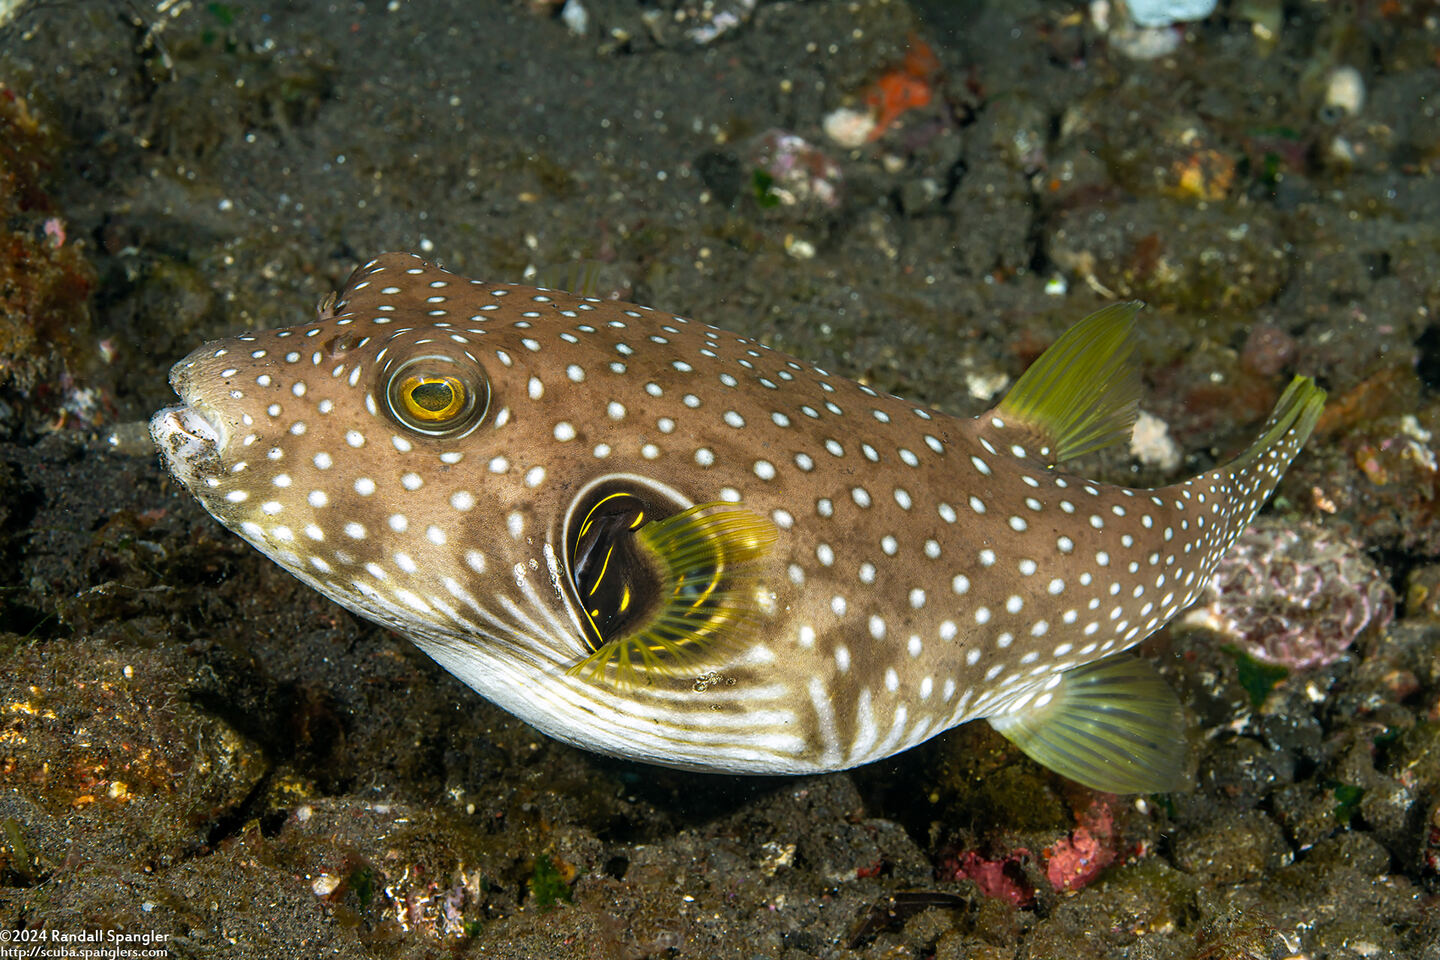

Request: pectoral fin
left=567, top=502, right=777, bottom=686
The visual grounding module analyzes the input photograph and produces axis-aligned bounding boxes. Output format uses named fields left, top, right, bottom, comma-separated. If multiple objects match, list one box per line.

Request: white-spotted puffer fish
left=150, top=253, right=1324, bottom=792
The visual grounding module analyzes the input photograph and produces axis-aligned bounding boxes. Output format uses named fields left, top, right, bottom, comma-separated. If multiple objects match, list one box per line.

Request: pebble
left=1324, top=66, right=1366, bottom=118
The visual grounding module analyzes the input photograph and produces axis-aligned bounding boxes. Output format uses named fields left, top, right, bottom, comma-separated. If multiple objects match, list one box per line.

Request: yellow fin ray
left=1200, top=373, right=1325, bottom=552
left=533, top=260, right=607, bottom=298
left=987, top=655, right=1186, bottom=794
left=995, top=302, right=1143, bottom=463
left=1224, top=374, right=1326, bottom=474
left=568, top=504, right=777, bottom=686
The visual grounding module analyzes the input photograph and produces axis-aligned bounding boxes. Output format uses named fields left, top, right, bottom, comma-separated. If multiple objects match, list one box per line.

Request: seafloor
left=1, top=1, right=1438, bottom=957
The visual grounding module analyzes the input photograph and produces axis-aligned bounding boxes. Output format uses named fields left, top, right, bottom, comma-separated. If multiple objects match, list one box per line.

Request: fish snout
left=168, top=341, right=219, bottom=397
left=153, top=343, right=233, bottom=475
left=148, top=403, right=225, bottom=483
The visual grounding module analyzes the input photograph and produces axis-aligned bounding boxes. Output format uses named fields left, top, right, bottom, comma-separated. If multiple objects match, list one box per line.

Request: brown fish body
left=151, top=253, right=1323, bottom=785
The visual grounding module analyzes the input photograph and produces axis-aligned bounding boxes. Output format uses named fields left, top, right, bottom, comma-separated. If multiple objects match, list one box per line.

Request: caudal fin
left=989, top=375, right=1324, bottom=795
left=1135, top=373, right=1326, bottom=655
left=1195, top=375, right=1326, bottom=555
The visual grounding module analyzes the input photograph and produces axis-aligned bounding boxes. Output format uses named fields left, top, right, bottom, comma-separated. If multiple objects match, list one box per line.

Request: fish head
left=151, top=254, right=793, bottom=769
left=153, top=258, right=607, bottom=651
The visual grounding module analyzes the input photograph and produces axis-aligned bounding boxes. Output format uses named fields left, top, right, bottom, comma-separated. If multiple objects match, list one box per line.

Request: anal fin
left=987, top=656, right=1187, bottom=794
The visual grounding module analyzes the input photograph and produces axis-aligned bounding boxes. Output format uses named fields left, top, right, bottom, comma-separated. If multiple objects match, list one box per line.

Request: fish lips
left=150, top=403, right=225, bottom=483
left=150, top=353, right=228, bottom=483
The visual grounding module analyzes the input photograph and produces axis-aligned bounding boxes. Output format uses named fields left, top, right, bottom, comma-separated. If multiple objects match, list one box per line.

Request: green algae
left=529, top=854, right=573, bottom=910
left=1328, top=782, right=1365, bottom=826
left=1222, top=645, right=1290, bottom=708
left=0, top=818, right=39, bottom=886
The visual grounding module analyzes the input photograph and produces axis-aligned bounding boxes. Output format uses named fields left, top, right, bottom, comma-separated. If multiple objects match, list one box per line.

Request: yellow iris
left=398, top=374, right=466, bottom=423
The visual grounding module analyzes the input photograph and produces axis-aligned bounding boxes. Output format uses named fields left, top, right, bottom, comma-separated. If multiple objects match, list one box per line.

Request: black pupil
left=412, top=379, right=454, bottom=412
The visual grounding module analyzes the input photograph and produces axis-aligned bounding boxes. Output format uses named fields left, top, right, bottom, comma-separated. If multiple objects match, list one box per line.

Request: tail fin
left=1184, top=375, right=1326, bottom=557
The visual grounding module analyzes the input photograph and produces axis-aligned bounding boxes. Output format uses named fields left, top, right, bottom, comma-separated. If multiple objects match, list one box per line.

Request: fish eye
left=385, top=354, right=490, bottom=437
left=400, top=375, right=465, bottom=421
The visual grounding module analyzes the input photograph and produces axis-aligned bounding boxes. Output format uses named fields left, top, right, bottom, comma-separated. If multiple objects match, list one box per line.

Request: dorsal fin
left=533, top=260, right=606, bottom=298
left=993, top=302, right=1143, bottom=465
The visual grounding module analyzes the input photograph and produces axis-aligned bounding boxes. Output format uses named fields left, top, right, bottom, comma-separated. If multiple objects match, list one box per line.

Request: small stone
left=1324, top=66, right=1366, bottom=119
left=1124, top=0, right=1217, bottom=28
left=1174, top=810, right=1287, bottom=884
left=311, top=873, right=341, bottom=896
left=559, top=0, right=589, bottom=36
left=1130, top=410, right=1181, bottom=472
left=822, top=106, right=876, bottom=148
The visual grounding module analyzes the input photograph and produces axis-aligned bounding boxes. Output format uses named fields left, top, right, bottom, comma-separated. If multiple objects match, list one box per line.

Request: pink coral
left=1044, top=801, right=1116, bottom=892
left=938, top=850, right=1034, bottom=906
left=1191, top=517, right=1394, bottom=670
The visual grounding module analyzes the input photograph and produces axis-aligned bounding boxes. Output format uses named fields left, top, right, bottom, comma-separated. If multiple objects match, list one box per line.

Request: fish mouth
left=151, top=350, right=230, bottom=467
left=150, top=353, right=229, bottom=487
left=149, top=402, right=226, bottom=478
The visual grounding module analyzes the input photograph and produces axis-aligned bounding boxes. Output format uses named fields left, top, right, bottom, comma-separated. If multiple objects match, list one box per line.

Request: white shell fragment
left=822, top=107, right=877, bottom=149
left=1324, top=66, right=1365, bottom=118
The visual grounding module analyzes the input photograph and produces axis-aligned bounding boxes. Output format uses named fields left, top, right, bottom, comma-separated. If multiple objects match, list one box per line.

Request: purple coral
left=749, top=129, right=843, bottom=212
left=1194, top=518, right=1394, bottom=670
